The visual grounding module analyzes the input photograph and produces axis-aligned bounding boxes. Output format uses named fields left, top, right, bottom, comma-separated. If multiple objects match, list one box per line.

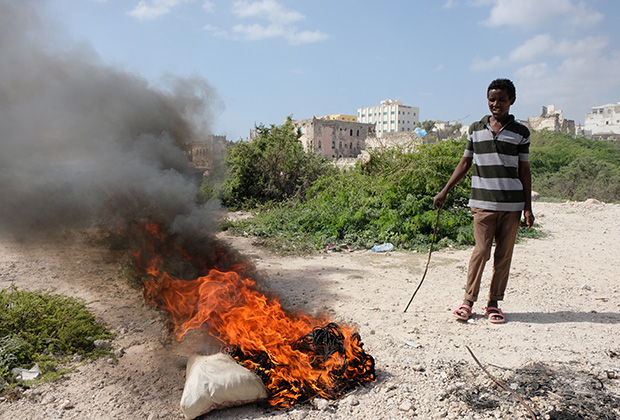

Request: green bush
left=0, top=286, right=114, bottom=392
left=530, top=131, right=620, bottom=202
left=218, top=117, right=336, bottom=210
left=226, top=139, right=475, bottom=252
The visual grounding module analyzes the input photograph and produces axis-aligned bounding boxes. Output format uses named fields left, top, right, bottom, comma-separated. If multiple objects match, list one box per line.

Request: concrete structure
left=322, top=114, right=358, bottom=122
left=525, top=105, right=575, bottom=134
left=365, top=131, right=422, bottom=153
left=184, top=134, right=230, bottom=172
left=585, top=102, right=620, bottom=138
left=293, top=117, right=374, bottom=159
left=357, top=99, right=419, bottom=138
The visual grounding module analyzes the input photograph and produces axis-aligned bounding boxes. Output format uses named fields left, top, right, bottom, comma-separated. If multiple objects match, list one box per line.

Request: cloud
left=204, top=0, right=329, bottom=45
left=508, top=34, right=553, bottom=62
left=231, top=23, right=286, bottom=41
left=127, top=0, right=193, bottom=21
left=231, top=0, right=304, bottom=25
left=481, top=0, right=604, bottom=29
left=202, top=0, right=215, bottom=13
left=514, top=62, right=549, bottom=79
left=508, top=34, right=610, bottom=63
left=470, top=55, right=503, bottom=71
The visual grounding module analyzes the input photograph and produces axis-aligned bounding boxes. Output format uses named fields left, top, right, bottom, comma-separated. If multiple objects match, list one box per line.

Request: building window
left=332, top=141, right=335, bottom=149
left=350, top=129, right=353, bottom=136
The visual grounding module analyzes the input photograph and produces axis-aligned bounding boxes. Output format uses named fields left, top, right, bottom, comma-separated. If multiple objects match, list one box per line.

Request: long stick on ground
left=403, top=208, right=441, bottom=313
left=465, top=346, right=537, bottom=420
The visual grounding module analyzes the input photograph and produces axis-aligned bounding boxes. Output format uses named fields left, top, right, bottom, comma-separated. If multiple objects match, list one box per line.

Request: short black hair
left=487, top=78, right=516, bottom=99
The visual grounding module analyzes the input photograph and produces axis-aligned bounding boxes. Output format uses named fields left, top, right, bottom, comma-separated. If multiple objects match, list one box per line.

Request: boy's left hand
left=521, top=210, right=535, bottom=228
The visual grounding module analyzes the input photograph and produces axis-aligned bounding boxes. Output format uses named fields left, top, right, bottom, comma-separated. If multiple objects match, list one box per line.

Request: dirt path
left=1, top=200, right=619, bottom=419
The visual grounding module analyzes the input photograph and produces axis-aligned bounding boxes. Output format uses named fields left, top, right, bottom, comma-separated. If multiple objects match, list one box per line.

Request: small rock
left=399, top=400, right=413, bottom=411
left=343, top=395, right=359, bottom=406
left=59, top=399, right=74, bottom=410
left=312, top=398, right=330, bottom=410
left=94, top=339, right=112, bottom=349
left=410, top=363, right=424, bottom=372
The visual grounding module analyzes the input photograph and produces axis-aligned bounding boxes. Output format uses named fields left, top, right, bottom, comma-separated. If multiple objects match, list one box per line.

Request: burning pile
left=127, top=220, right=376, bottom=408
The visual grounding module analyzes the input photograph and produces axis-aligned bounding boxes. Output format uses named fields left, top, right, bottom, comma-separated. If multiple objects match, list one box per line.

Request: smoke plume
left=0, top=0, right=220, bottom=234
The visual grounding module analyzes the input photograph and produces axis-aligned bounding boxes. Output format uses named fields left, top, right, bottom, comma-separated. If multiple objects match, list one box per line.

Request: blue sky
left=48, top=0, right=620, bottom=140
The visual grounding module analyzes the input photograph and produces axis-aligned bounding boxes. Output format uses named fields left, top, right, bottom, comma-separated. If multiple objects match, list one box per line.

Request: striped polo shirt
left=464, top=115, right=530, bottom=211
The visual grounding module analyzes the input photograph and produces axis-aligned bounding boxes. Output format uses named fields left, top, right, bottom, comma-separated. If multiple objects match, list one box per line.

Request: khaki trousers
left=464, top=208, right=521, bottom=303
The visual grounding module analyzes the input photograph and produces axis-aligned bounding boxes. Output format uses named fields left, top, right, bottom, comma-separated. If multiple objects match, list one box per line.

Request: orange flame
left=130, top=221, right=375, bottom=407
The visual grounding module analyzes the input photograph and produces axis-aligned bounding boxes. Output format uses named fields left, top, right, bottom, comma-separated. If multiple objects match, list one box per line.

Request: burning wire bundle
left=129, top=220, right=376, bottom=409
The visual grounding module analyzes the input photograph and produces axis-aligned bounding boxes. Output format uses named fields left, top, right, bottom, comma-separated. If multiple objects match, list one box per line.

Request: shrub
left=226, top=139, right=475, bottom=252
left=219, top=117, right=336, bottom=210
left=0, top=286, right=114, bottom=392
left=530, top=131, right=620, bottom=202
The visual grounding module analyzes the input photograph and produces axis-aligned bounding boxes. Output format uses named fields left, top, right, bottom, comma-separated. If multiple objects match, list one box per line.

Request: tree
left=220, top=117, right=335, bottom=209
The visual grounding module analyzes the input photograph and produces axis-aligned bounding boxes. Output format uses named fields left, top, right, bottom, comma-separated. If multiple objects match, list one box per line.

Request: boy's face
left=487, top=88, right=515, bottom=121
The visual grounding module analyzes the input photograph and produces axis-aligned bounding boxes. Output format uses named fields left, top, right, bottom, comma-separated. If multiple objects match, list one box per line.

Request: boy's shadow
left=506, top=311, right=620, bottom=324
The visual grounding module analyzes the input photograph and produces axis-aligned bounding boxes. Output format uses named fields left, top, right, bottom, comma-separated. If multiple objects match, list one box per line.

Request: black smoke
left=0, top=0, right=221, bottom=234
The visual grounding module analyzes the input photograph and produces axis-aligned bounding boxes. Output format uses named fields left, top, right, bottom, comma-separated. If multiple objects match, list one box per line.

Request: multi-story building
left=585, top=102, right=620, bottom=138
left=357, top=99, right=420, bottom=138
left=293, top=117, right=374, bottom=159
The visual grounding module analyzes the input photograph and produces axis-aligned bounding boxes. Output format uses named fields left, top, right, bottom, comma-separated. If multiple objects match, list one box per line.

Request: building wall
left=526, top=105, right=575, bottom=134
left=322, top=114, right=358, bottom=122
left=585, top=102, right=620, bottom=136
left=185, top=134, right=229, bottom=171
left=357, top=99, right=420, bottom=138
left=293, top=117, right=374, bottom=159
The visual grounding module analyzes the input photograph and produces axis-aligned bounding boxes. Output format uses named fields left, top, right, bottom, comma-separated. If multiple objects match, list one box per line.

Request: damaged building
left=184, top=134, right=231, bottom=172
left=524, top=105, right=575, bottom=134
left=293, top=117, right=375, bottom=159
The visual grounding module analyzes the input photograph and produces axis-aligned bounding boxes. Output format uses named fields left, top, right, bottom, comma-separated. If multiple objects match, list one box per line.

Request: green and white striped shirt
left=464, top=115, right=530, bottom=211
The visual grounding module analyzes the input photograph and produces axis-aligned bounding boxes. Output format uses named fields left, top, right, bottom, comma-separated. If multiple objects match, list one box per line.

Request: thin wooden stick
left=403, top=208, right=441, bottom=312
left=465, top=345, right=537, bottom=420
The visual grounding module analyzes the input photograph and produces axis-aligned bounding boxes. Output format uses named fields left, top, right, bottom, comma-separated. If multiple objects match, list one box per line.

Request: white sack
left=180, top=352, right=268, bottom=419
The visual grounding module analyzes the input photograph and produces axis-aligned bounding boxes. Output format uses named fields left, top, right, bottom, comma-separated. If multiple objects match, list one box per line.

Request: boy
left=433, top=78, right=534, bottom=324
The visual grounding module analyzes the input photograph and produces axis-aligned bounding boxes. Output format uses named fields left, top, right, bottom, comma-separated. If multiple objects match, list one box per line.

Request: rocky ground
left=1, top=200, right=619, bottom=420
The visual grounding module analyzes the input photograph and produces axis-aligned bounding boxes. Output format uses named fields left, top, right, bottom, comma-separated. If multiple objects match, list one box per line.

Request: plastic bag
left=180, top=353, right=268, bottom=419
left=371, top=243, right=394, bottom=252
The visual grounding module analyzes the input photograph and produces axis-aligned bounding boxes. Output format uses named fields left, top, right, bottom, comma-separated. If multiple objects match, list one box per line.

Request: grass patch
left=0, top=286, right=114, bottom=393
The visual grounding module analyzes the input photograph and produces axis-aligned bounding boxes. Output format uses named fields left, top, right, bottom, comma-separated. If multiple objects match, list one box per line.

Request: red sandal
left=484, top=307, right=505, bottom=324
left=452, top=304, right=472, bottom=321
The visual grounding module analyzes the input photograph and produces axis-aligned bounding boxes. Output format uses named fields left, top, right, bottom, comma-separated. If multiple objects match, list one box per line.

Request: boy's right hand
left=433, top=192, right=446, bottom=210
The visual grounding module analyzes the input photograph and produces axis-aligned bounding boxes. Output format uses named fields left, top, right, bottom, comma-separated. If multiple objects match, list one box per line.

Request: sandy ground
left=1, top=200, right=619, bottom=420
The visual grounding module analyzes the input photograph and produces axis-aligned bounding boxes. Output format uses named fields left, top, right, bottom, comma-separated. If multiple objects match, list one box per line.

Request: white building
left=357, top=100, right=420, bottom=138
left=585, top=102, right=620, bottom=137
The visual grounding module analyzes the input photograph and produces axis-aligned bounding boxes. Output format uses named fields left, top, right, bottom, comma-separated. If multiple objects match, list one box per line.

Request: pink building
left=293, top=117, right=375, bottom=159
